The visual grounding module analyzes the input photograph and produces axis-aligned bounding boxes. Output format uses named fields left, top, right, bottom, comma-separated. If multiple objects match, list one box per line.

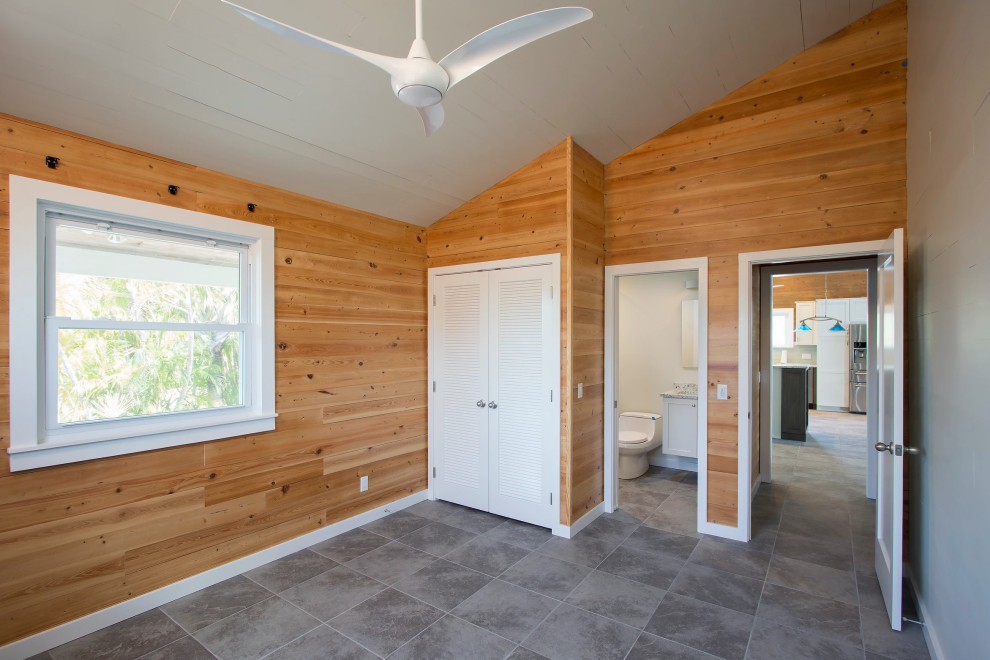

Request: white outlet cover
left=577, top=383, right=583, bottom=399
left=360, top=475, right=369, bottom=492
left=717, top=384, right=728, bottom=400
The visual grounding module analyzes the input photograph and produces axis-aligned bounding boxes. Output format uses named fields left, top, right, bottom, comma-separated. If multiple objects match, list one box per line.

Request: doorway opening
left=604, top=258, right=715, bottom=537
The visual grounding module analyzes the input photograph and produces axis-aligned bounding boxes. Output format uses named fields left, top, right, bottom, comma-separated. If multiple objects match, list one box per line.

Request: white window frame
left=771, top=307, right=795, bottom=348
left=8, top=176, right=276, bottom=471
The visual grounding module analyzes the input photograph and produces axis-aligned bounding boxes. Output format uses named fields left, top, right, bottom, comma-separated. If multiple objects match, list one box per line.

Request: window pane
left=57, top=329, right=242, bottom=424
left=54, top=224, right=241, bottom=324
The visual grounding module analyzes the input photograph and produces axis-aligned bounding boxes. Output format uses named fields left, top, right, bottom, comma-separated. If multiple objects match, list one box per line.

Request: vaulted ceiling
left=0, top=0, right=892, bottom=226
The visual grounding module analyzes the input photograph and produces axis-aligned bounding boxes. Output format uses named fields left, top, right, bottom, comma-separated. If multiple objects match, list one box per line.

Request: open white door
left=874, top=227, right=906, bottom=630
left=434, top=271, right=490, bottom=511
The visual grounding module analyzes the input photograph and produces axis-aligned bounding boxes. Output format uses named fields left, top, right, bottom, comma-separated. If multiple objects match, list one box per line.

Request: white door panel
left=488, top=265, right=555, bottom=527
left=875, top=228, right=906, bottom=631
left=434, top=271, right=489, bottom=511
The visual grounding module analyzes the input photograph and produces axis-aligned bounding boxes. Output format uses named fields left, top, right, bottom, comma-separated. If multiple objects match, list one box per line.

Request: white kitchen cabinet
left=794, top=300, right=817, bottom=346
left=817, top=298, right=850, bottom=328
left=662, top=397, right=698, bottom=458
left=849, top=297, right=868, bottom=324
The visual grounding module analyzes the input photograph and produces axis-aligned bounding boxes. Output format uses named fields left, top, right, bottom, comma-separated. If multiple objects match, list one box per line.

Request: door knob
left=875, top=442, right=893, bottom=453
left=488, top=401, right=498, bottom=409
left=477, top=400, right=486, bottom=407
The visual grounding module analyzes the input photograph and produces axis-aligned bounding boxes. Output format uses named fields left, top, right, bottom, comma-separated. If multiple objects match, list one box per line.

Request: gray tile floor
left=33, top=411, right=931, bottom=660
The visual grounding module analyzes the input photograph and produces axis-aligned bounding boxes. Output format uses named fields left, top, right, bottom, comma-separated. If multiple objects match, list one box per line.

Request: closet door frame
left=428, top=253, right=561, bottom=530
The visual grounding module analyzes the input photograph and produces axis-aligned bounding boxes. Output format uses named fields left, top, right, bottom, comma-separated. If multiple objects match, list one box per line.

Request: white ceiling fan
left=221, top=0, right=592, bottom=136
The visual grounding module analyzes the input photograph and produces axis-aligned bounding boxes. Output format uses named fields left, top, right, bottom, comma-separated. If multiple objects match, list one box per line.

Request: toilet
left=618, top=411, right=663, bottom=479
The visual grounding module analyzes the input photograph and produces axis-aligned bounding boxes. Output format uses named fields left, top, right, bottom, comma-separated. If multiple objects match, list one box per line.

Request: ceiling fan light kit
left=221, top=0, right=593, bottom=136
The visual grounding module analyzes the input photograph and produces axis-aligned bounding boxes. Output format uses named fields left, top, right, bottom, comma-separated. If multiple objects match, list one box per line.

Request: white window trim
left=8, top=175, right=276, bottom=471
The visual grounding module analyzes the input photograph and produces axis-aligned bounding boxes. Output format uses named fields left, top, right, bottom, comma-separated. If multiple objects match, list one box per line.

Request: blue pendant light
left=797, top=320, right=813, bottom=332
left=829, top=320, right=846, bottom=332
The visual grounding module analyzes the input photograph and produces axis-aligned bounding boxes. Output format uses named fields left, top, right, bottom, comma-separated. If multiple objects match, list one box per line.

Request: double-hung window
left=9, top=176, right=275, bottom=471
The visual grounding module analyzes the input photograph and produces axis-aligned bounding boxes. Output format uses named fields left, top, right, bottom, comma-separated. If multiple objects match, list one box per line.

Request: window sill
left=7, top=413, right=277, bottom=472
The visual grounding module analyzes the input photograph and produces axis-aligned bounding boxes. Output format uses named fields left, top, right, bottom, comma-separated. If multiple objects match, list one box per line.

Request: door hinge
left=550, top=390, right=553, bottom=402
left=433, top=381, right=436, bottom=392
left=433, top=294, right=436, bottom=306
left=433, top=467, right=436, bottom=478
left=550, top=285, right=553, bottom=299
left=550, top=492, right=553, bottom=505
left=614, top=400, right=618, bottom=409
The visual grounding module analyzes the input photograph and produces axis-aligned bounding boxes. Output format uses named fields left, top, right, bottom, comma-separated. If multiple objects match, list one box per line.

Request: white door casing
left=428, top=254, right=561, bottom=532
left=875, top=228, right=906, bottom=631
left=433, top=270, right=490, bottom=511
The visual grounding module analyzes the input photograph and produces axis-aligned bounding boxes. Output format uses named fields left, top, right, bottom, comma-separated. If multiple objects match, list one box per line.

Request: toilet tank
left=618, top=411, right=660, bottom=439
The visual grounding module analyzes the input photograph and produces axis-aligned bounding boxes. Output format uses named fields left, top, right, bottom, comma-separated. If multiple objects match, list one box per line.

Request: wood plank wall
left=772, top=271, right=868, bottom=309
left=567, top=141, right=605, bottom=522
left=0, top=114, right=428, bottom=645
left=426, top=141, right=573, bottom=522
left=604, top=0, right=907, bottom=526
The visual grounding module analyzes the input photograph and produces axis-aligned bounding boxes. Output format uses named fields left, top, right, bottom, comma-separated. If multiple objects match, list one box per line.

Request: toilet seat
left=619, top=430, right=648, bottom=445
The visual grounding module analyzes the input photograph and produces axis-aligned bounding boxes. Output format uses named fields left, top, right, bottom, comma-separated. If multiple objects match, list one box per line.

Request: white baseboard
left=1, top=490, right=429, bottom=660
left=552, top=501, right=605, bottom=539
left=905, top=562, right=945, bottom=660
left=648, top=454, right=699, bottom=472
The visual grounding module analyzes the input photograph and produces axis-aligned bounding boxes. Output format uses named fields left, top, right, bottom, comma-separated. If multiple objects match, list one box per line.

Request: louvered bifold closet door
left=488, top=265, right=556, bottom=528
left=434, top=271, right=490, bottom=511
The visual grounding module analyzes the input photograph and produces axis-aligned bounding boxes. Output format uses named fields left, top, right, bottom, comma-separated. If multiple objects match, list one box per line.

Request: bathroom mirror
left=681, top=299, right=698, bottom=368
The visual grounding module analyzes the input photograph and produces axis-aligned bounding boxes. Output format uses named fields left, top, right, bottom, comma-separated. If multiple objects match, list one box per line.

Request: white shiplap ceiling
left=0, top=0, right=891, bottom=226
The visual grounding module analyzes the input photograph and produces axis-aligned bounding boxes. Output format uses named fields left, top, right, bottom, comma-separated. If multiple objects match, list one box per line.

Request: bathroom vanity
left=661, top=386, right=698, bottom=458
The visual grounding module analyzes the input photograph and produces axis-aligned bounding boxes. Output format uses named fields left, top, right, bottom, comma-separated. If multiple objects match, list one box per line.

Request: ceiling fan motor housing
left=390, top=44, right=449, bottom=108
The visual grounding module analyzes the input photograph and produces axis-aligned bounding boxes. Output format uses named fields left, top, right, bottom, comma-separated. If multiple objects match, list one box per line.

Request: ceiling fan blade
left=221, top=1, right=412, bottom=80
left=439, top=7, right=592, bottom=89
left=418, top=104, right=445, bottom=136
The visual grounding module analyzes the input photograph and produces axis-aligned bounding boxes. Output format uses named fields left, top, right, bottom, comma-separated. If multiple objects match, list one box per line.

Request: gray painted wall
left=907, top=0, right=990, bottom=656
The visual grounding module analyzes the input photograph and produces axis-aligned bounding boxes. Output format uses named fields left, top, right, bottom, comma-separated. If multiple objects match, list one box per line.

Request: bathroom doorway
left=603, top=258, right=711, bottom=536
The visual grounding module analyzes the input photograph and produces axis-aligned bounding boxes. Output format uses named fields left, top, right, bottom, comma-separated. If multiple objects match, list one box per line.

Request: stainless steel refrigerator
left=849, top=324, right=867, bottom=414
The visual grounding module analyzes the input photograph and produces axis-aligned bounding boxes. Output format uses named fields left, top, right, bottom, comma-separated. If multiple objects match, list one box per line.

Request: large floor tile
left=597, top=545, right=684, bottom=590
left=263, top=625, right=377, bottom=660
left=642, top=496, right=701, bottom=538
left=243, top=550, right=337, bottom=593
left=772, top=529, right=854, bottom=572
left=344, top=540, right=436, bottom=584
left=440, top=506, right=507, bottom=534
left=444, top=534, right=530, bottom=576
left=390, top=615, right=516, bottom=660
left=160, top=574, right=272, bottom=633
left=745, top=617, right=862, bottom=660
left=309, top=528, right=390, bottom=563
left=360, top=510, right=431, bottom=539
left=645, top=593, right=754, bottom=660
left=280, top=564, right=386, bottom=621
left=482, top=519, right=553, bottom=551
left=49, top=609, right=185, bottom=660
left=756, top=583, right=862, bottom=648
left=564, top=570, right=664, bottom=629
left=136, top=636, right=214, bottom=660
left=622, top=526, right=699, bottom=561
left=193, top=596, right=319, bottom=660
left=393, top=558, right=493, bottom=610
left=499, top=552, right=591, bottom=600
left=625, top=632, right=719, bottom=659
left=669, top=563, right=764, bottom=615
left=857, top=570, right=887, bottom=612
left=328, top=588, right=442, bottom=657
left=766, top=555, right=859, bottom=606
left=688, top=536, right=771, bottom=580
left=397, top=521, right=477, bottom=556
left=405, top=498, right=462, bottom=521
left=451, top=579, right=557, bottom=643
left=860, top=606, right=931, bottom=659
left=536, top=518, right=633, bottom=568
left=522, top=603, right=640, bottom=660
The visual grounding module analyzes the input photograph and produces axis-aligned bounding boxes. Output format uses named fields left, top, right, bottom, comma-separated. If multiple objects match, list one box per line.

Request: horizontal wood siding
left=772, top=271, right=868, bottom=309
left=604, top=0, right=907, bottom=526
left=567, top=141, right=606, bottom=523
left=0, top=114, right=428, bottom=645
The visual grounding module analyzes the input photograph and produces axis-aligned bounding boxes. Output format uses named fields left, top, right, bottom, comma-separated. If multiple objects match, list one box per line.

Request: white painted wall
left=617, top=271, right=698, bottom=415
left=907, top=1, right=990, bottom=656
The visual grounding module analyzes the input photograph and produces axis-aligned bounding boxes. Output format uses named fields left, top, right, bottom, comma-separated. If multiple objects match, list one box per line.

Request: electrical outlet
left=360, top=475, right=369, bottom=492
left=577, top=383, right=583, bottom=399
left=717, top=384, right=728, bottom=400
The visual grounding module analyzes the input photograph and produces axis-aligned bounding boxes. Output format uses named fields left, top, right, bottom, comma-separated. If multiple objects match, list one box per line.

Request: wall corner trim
left=0, top=491, right=430, bottom=660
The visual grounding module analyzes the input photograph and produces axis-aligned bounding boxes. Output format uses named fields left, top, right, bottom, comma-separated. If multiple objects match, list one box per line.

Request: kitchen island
left=771, top=365, right=812, bottom=441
